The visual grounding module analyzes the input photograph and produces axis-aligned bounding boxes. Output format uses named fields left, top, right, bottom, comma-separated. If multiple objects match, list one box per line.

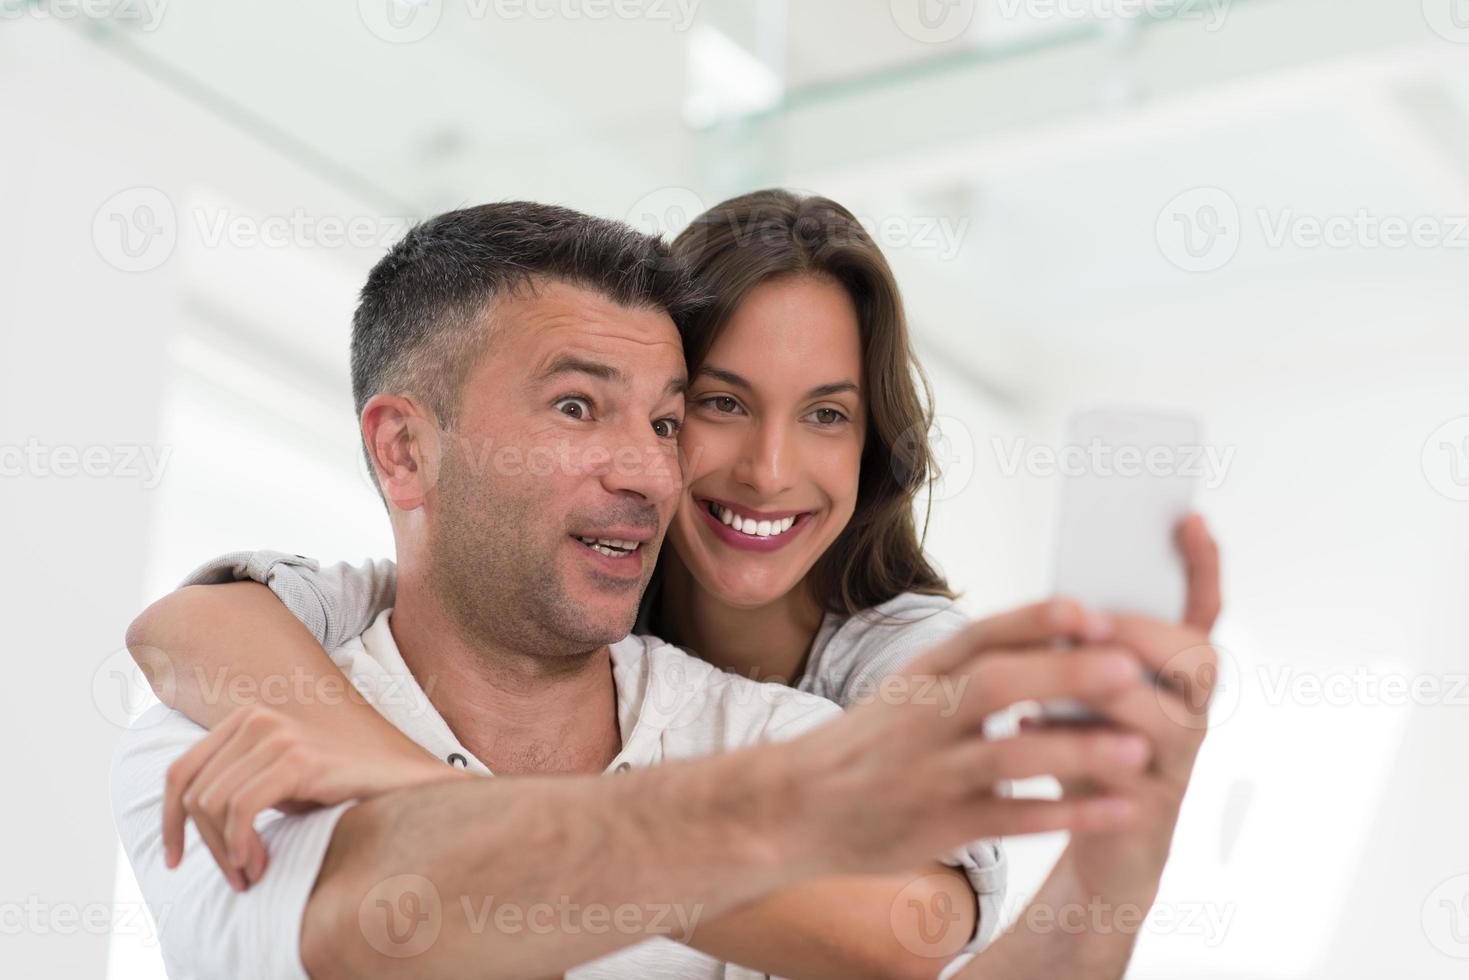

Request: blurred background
left=4, top=0, right=1468, bottom=976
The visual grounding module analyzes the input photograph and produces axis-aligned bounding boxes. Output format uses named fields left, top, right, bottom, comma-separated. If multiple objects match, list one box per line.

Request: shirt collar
left=354, top=611, right=672, bottom=776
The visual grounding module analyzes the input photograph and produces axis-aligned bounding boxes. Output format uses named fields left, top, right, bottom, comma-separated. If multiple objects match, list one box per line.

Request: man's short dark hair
left=350, top=201, right=702, bottom=438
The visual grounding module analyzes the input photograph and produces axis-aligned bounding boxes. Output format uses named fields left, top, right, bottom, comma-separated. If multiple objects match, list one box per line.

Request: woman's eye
left=807, top=407, right=848, bottom=426
left=652, top=417, right=683, bottom=439
left=702, top=395, right=743, bottom=415
left=554, top=396, right=593, bottom=420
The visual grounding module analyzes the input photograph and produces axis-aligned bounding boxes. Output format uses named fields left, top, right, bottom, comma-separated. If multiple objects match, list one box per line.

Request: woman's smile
left=694, top=496, right=816, bottom=552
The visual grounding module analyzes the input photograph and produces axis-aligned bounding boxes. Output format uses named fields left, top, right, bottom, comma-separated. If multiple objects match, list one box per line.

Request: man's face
left=425, top=281, right=686, bottom=656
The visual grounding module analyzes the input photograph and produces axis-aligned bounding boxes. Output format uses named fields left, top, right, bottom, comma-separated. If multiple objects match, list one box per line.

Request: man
left=113, top=202, right=1218, bottom=979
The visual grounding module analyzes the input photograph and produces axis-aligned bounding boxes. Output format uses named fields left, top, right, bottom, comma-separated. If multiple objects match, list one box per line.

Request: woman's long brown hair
left=669, top=188, right=954, bottom=617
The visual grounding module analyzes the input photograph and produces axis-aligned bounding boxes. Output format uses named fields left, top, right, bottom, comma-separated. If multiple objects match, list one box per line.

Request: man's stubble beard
left=424, top=446, right=649, bottom=658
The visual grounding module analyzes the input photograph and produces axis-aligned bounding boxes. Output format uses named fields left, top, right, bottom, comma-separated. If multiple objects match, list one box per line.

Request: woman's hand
left=162, top=703, right=470, bottom=891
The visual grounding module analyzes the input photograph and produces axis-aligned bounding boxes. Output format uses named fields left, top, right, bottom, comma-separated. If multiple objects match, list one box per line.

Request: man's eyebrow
left=534, top=354, right=628, bottom=386
left=698, top=366, right=859, bottom=400
left=664, top=376, right=689, bottom=399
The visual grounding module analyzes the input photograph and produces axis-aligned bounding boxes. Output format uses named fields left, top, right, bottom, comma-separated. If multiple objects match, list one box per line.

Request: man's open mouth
left=573, top=536, right=643, bottom=559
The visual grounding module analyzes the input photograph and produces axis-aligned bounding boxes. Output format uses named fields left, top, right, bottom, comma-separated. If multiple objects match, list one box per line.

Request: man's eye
left=652, top=417, right=683, bottom=439
left=554, top=396, right=593, bottom=420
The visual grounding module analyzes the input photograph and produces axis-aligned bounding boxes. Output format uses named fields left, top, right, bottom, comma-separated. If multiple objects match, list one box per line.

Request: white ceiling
left=81, top=0, right=1469, bottom=394
left=89, top=0, right=1187, bottom=213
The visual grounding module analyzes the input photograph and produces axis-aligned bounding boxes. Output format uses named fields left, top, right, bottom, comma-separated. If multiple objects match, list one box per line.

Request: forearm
left=687, top=864, right=974, bottom=980
left=127, top=582, right=383, bottom=731
left=954, top=846, right=1155, bottom=980
left=301, top=742, right=815, bottom=980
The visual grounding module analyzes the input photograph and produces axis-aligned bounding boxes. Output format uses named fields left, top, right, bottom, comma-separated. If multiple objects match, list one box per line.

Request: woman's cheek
left=813, top=433, right=864, bottom=519
left=675, top=420, right=726, bottom=482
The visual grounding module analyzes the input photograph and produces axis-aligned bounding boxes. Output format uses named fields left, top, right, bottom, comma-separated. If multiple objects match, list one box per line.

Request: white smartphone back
left=1051, top=407, right=1201, bottom=621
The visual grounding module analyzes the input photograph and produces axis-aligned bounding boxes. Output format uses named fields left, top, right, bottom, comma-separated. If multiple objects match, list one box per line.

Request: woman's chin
left=701, top=568, right=797, bottom=611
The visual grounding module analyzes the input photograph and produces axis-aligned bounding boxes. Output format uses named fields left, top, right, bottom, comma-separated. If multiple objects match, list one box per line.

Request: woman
left=130, top=189, right=1217, bottom=976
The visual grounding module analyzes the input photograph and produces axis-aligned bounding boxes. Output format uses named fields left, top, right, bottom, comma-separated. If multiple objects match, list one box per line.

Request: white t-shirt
left=113, top=609, right=842, bottom=980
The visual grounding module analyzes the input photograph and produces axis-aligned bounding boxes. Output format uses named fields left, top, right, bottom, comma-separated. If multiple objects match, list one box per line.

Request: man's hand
left=777, top=599, right=1163, bottom=881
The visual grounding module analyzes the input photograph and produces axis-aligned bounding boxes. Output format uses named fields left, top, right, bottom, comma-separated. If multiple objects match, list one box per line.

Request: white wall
left=0, top=22, right=391, bottom=978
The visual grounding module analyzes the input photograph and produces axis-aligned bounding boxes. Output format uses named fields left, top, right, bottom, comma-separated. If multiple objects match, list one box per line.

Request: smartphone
left=1043, top=407, right=1201, bottom=721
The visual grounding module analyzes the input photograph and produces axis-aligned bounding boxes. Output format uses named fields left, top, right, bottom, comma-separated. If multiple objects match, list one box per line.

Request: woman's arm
left=688, top=865, right=976, bottom=980
left=127, top=580, right=394, bottom=728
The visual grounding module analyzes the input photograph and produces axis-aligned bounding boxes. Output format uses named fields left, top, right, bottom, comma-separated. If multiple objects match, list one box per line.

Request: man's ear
left=361, top=393, right=443, bottom=511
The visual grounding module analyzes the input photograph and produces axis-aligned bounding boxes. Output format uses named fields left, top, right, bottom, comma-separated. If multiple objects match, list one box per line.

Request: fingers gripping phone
left=1044, top=408, right=1201, bottom=722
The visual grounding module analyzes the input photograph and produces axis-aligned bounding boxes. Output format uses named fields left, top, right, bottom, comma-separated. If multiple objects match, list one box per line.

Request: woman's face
left=668, top=274, right=867, bottom=609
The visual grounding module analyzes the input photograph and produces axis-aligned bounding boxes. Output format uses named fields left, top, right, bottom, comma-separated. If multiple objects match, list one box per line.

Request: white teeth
left=711, top=504, right=801, bottom=539
left=576, top=536, right=639, bottom=557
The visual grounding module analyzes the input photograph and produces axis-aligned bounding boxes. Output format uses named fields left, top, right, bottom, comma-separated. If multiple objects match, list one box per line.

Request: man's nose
left=597, top=423, right=682, bottom=504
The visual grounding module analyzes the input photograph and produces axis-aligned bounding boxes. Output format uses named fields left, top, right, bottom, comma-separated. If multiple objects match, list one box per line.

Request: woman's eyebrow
left=695, top=366, right=751, bottom=390
left=697, top=366, right=859, bottom=400
left=806, top=381, right=859, bottom=399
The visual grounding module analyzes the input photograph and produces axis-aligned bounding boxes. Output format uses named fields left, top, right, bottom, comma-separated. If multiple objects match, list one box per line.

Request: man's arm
left=298, top=635, right=1156, bottom=980
left=300, top=743, right=805, bottom=979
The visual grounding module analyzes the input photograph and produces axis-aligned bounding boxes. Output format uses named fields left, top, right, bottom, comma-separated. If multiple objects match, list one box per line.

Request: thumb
left=1178, top=513, right=1221, bottom=633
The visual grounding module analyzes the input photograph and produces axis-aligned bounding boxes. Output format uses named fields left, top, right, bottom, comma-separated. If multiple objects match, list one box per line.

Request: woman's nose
left=735, top=421, right=794, bottom=497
